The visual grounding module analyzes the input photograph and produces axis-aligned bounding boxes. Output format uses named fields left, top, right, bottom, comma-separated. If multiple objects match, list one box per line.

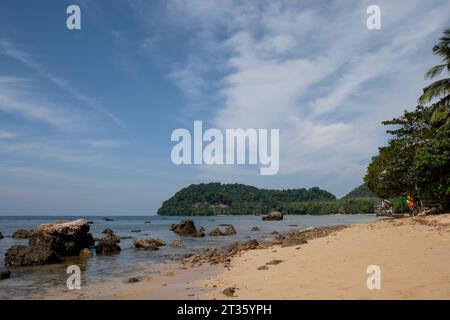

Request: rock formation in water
left=5, top=219, right=94, bottom=266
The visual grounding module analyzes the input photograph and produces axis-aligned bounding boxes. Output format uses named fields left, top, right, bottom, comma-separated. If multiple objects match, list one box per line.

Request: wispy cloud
left=0, top=77, right=80, bottom=129
left=83, top=139, right=129, bottom=149
left=0, top=39, right=123, bottom=127
left=158, top=0, right=450, bottom=195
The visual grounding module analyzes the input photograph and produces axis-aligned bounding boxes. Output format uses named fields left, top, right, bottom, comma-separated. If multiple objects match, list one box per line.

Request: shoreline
left=6, top=214, right=450, bottom=299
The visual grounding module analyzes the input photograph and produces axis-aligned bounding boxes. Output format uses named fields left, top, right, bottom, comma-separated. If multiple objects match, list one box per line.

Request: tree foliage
left=365, top=29, right=450, bottom=207
left=157, top=183, right=378, bottom=215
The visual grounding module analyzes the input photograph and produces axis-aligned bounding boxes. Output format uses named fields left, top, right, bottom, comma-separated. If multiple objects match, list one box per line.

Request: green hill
left=342, top=183, right=376, bottom=199
left=157, top=183, right=376, bottom=216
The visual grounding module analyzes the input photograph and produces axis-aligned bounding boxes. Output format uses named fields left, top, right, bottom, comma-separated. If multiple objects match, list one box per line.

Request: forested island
left=157, top=182, right=378, bottom=216
left=158, top=29, right=450, bottom=217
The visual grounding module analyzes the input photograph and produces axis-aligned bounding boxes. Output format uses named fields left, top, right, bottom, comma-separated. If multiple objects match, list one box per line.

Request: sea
left=0, top=214, right=379, bottom=299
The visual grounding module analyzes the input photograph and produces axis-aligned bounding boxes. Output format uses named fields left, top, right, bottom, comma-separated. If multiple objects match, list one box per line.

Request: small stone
left=79, top=248, right=92, bottom=258
left=257, top=266, right=268, bottom=270
left=170, top=240, right=183, bottom=248
left=222, top=287, right=236, bottom=297
left=126, top=277, right=140, bottom=283
left=0, top=270, right=11, bottom=280
left=266, top=259, right=283, bottom=265
left=281, top=238, right=307, bottom=247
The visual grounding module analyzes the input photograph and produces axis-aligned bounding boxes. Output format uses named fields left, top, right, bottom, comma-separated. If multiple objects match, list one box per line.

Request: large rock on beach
left=262, top=211, right=283, bottom=221
left=12, top=229, right=34, bottom=239
left=4, top=219, right=94, bottom=266
left=31, top=219, right=95, bottom=255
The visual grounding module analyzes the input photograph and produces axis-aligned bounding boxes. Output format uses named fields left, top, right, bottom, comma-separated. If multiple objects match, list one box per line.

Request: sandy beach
left=198, top=214, right=450, bottom=300
left=40, top=213, right=450, bottom=300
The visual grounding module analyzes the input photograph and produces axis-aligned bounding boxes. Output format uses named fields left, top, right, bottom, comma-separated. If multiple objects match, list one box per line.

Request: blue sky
left=0, top=0, right=449, bottom=215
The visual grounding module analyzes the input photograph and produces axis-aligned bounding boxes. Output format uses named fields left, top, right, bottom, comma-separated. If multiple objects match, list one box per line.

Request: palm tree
left=419, top=28, right=450, bottom=128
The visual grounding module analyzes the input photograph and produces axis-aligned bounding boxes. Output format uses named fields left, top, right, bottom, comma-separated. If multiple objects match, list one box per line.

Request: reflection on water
left=0, top=214, right=379, bottom=299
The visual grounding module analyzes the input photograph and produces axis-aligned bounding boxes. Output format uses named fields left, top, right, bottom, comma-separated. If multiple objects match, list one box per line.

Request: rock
left=262, top=211, right=283, bottom=221
left=126, top=277, right=140, bottom=283
left=257, top=265, right=268, bottom=270
left=281, top=238, right=307, bottom=247
left=79, top=248, right=92, bottom=258
left=271, top=231, right=279, bottom=235
left=288, top=224, right=298, bottom=227
left=5, top=219, right=95, bottom=266
left=224, top=225, right=237, bottom=235
left=209, top=228, right=225, bottom=236
left=102, top=228, right=114, bottom=235
left=119, top=236, right=133, bottom=240
left=145, top=221, right=151, bottom=224
left=103, top=218, right=114, bottom=222
left=222, top=287, right=236, bottom=297
left=170, top=240, right=183, bottom=248
left=229, top=239, right=259, bottom=251
left=30, top=219, right=95, bottom=256
left=251, top=226, right=260, bottom=231
left=95, top=241, right=121, bottom=254
left=95, top=229, right=121, bottom=254
left=12, top=229, right=34, bottom=239
left=134, top=238, right=166, bottom=250
left=209, top=225, right=236, bottom=236
left=266, top=259, right=283, bottom=265
left=87, top=221, right=94, bottom=224
left=423, top=207, right=440, bottom=215
left=171, top=220, right=204, bottom=237
left=130, top=230, right=141, bottom=233
left=0, top=232, right=3, bottom=239
left=0, top=270, right=11, bottom=280
left=95, top=234, right=120, bottom=244
left=4, top=245, right=61, bottom=266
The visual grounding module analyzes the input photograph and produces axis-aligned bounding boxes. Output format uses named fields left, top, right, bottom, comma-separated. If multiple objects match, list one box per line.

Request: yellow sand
left=199, top=214, right=450, bottom=300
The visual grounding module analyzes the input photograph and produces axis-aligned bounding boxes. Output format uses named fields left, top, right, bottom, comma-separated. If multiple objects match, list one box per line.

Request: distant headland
left=157, top=182, right=378, bottom=216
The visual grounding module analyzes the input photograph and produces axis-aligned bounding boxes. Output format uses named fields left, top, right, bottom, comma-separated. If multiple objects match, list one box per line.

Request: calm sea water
left=0, top=214, right=379, bottom=299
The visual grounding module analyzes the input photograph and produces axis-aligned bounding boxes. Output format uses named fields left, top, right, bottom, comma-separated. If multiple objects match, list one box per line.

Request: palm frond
left=425, top=64, right=446, bottom=79
left=419, top=78, right=450, bottom=104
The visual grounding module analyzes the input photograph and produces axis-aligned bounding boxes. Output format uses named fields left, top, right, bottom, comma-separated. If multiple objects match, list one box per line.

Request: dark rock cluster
left=5, top=219, right=94, bottom=266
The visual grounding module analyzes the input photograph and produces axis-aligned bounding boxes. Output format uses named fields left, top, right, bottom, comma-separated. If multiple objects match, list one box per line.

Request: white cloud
left=161, top=0, right=450, bottom=195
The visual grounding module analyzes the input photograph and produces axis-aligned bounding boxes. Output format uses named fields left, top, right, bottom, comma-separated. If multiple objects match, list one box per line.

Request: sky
left=0, top=0, right=449, bottom=215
